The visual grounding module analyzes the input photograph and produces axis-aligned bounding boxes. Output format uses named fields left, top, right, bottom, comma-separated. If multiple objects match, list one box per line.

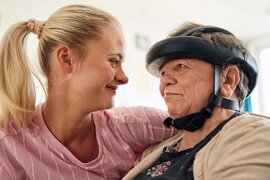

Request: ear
left=220, top=65, right=240, bottom=97
left=56, top=45, right=73, bottom=73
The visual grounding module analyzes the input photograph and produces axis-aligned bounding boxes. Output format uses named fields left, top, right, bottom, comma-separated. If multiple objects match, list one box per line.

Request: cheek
left=92, top=65, right=115, bottom=82
left=159, top=84, right=164, bottom=97
left=73, top=69, right=104, bottom=91
left=102, top=64, right=116, bottom=77
left=192, top=80, right=213, bottom=107
left=104, top=69, right=116, bottom=82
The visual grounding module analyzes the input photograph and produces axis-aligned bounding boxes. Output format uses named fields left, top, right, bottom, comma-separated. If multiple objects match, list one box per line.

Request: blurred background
left=0, top=0, right=269, bottom=116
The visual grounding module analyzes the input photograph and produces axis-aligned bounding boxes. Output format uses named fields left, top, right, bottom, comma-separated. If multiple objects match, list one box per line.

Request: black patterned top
left=134, top=139, right=194, bottom=180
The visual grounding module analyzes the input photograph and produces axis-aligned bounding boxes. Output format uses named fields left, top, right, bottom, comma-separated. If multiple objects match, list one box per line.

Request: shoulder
left=0, top=121, right=26, bottom=141
left=0, top=107, right=42, bottom=141
left=196, top=113, right=270, bottom=159
left=194, top=114, right=270, bottom=179
left=203, top=113, right=270, bottom=153
left=223, top=113, right=270, bottom=132
left=92, top=106, right=168, bottom=125
left=215, top=113, right=270, bottom=146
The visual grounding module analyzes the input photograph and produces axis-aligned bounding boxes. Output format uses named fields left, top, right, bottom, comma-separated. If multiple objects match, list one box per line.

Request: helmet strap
left=163, top=65, right=240, bottom=131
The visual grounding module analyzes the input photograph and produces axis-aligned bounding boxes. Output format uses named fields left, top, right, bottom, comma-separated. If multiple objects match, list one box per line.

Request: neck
left=178, top=107, right=235, bottom=151
left=42, top=97, right=99, bottom=162
left=42, top=94, right=93, bottom=144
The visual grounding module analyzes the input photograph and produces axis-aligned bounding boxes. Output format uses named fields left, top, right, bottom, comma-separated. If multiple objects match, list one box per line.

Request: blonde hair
left=0, top=4, right=119, bottom=129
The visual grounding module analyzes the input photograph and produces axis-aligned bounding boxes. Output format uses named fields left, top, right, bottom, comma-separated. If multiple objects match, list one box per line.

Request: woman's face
left=159, top=59, right=214, bottom=119
left=70, top=25, right=128, bottom=112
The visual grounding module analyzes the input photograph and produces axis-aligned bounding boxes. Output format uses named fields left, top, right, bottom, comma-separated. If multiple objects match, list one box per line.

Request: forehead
left=160, top=58, right=207, bottom=69
left=101, top=25, right=124, bottom=49
left=102, top=23, right=124, bottom=40
left=85, top=25, right=124, bottom=51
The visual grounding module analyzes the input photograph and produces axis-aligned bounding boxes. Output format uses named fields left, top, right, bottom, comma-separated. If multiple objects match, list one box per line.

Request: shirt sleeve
left=197, top=116, right=270, bottom=180
left=107, top=106, right=177, bottom=155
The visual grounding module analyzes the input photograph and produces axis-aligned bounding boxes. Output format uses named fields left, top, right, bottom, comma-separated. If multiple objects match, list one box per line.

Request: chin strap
left=164, top=94, right=240, bottom=131
left=163, top=103, right=214, bottom=131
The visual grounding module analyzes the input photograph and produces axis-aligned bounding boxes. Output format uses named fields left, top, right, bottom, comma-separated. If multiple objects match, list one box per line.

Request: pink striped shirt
left=0, top=105, right=175, bottom=180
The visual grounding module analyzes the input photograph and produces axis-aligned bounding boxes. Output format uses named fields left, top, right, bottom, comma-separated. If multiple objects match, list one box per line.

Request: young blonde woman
left=0, top=4, right=175, bottom=179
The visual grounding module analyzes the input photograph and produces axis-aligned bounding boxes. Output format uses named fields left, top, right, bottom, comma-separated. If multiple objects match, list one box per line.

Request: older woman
left=124, top=22, right=270, bottom=180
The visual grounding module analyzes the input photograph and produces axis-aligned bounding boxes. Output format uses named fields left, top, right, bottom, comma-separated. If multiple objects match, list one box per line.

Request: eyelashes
left=109, top=58, right=120, bottom=68
left=176, top=63, right=187, bottom=70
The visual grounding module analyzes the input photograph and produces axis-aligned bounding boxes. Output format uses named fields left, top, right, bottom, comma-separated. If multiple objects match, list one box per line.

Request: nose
left=160, top=71, right=176, bottom=87
left=115, top=68, right=129, bottom=85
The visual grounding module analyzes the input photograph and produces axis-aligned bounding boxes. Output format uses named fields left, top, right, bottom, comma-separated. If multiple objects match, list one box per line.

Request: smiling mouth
left=164, top=93, right=180, bottom=97
left=106, top=85, right=118, bottom=94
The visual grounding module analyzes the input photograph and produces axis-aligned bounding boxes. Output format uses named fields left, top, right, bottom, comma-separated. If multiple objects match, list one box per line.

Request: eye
left=109, top=58, right=120, bottom=68
left=160, top=70, right=165, bottom=76
left=176, top=63, right=187, bottom=71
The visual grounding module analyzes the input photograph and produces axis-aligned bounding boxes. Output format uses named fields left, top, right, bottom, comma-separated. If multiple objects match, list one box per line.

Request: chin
left=105, top=100, right=114, bottom=109
left=101, top=96, right=115, bottom=109
left=169, top=113, right=181, bottom=119
left=103, top=103, right=113, bottom=110
left=168, top=109, right=185, bottom=119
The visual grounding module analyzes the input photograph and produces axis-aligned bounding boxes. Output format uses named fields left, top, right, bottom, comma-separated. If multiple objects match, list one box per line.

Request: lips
left=164, top=92, right=180, bottom=97
left=106, top=85, right=118, bottom=94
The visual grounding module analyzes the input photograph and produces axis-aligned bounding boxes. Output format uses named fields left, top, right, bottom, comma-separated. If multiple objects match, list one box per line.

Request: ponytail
left=0, top=21, right=36, bottom=128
